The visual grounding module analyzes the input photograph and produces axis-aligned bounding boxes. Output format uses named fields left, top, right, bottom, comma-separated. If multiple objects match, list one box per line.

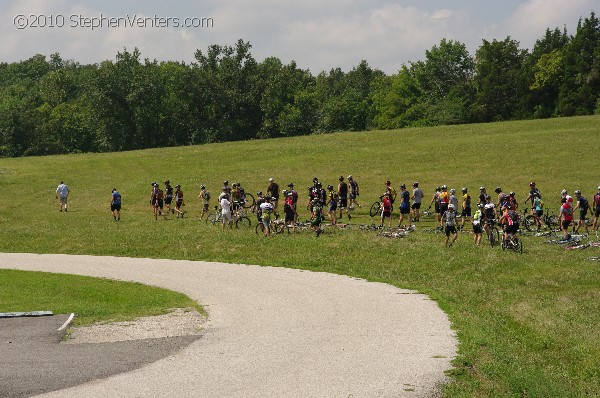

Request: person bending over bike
left=499, top=206, right=520, bottom=246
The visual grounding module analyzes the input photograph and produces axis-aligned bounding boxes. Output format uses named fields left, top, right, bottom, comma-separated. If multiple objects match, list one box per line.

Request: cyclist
left=477, top=186, right=487, bottom=207
left=283, top=191, right=297, bottom=233
left=174, top=184, right=184, bottom=218
left=348, top=175, right=361, bottom=210
left=558, top=196, right=574, bottom=240
left=460, top=187, right=471, bottom=231
left=152, top=183, right=165, bottom=221
left=531, top=192, right=545, bottom=231
left=310, top=199, right=324, bottom=237
left=593, top=186, right=600, bottom=233
left=220, top=193, right=233, bottom=230
left=267, top=178, right=280, bottom=210
left=411, top=182, right=423, bottom=222
left=307, top=177, right=319, bottom=208
left=398, top=184, right=411, bottom=227
left=499, top=205, right=520, bottom=246
left=164, top=180, right=174, bottom=215
left=385, top=180, right=397, bottom=205
left=110, top=188, right=121, bottom=222
left=449, top=189, right=459, bottom=215
left=438, top=185, right=450, bottom=228
left=255, top=192, right=265, bottom=225
left=428, top=186, right=441, bottom=225
left=495, top=187, right=508, bottom=210
left=198, top=185, right=210, bottom=221
left=259, top=197, right=274, bottom=237
left=327, top=185, right=338, bottom=225
left=472, top=203, right=484, bottom=245
left=483, top=194, right=497, bottom=238
left=507, top=192, right=519, bottom=210
left=337, top=176, right=350, bottom=221
left=218, top=185, right=230, bottom=203
left=442, top=204, right=459, bottom=247
left=380, top=193, right=393, bottom=228
left=573, top=190, right=591, bottom=235
left=524, top=182, right=541, bottom=216
left=287, top=183, right=299, bottom=221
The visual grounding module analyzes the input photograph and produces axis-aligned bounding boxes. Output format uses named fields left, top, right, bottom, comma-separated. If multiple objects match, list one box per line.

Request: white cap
left=269, top=178, right=274, bottom=182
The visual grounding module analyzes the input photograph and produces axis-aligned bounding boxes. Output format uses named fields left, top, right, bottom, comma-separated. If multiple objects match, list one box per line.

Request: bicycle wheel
left=370, top=201, right=381, bottom=217
left=242, top=193, right=255, bottom=209
left=524, top=215, right=536, bottom=232
left=272, top=222, right=285, bottom=234
left=255, top=223, right=265, bottom=234
left=492, top=227, right=500, bottom=247
left=235, top=216, right=251, bottom=228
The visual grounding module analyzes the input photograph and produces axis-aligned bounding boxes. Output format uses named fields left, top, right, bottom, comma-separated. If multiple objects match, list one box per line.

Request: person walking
left=442, top=204, right=459, bottom=247
left=198, top=185, right=210, bottom=221
left=56, top=181, right=69, bottom=212
left=110, top=188, right=121, bottom=221
left=411, top=182, right=423, bottom=222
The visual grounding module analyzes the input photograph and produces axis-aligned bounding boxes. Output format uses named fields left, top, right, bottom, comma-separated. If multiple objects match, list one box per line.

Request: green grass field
left=0, top=115, right=598, bottom=397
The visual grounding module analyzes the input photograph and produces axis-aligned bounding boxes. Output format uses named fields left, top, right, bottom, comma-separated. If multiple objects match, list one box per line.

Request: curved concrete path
left=0, top=253, right=457, bottom=398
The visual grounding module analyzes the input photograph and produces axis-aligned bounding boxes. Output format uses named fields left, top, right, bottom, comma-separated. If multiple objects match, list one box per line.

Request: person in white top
left=55, top=181, right=69, bottom=212
left=220, top=196, right=233, bottom=229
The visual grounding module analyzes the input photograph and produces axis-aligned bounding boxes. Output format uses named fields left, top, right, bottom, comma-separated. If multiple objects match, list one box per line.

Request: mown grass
left=0, top=269, right=202, bottom=326
left=0, top=115, right=598, bottom=397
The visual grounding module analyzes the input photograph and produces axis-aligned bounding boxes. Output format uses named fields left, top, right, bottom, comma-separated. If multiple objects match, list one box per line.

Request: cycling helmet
left=313, top=177, right=319, bottom=183
left=479, top=186, right=485, bottom=190
left=339, top=176, right=344, bottom=181
left=597, top=186, right=600, bottom=190
left=271, top=197, right=277, bottom=201
left=200, top=185, right=205, bottom=189
left=151, top=182, right=157, bottom=186
left=282, top=190, right=287, bottom=196
left=269, top=178, right=274, bottom=182
left=164, top=180, right=170, bottom=184
left=561, top=189, right=567, bottom=195
left=566, top=195, right=573, bottom=203
left=348, top=175, right=353, bottom=180
left=574, top=190, right=581, bottom=194
left=175, top=184, right=181, bottom=188
left=495, top=187, right=501, bottom=193
left=400, top=184, right=406, bottom=189
left=448, top=204, right=455, bottom=210
left=461, top=187, right=467, bottom=192
left=529, top=181, right=536, bottom=186
left=257, top=191, right=263, bottom=196
left=441, top=185, right=447, bottom=190
left=509, top=191, right=515, bottom=196
left=327, top=185, right=333, bottom=190
left=386, top=180, right=391, bottom=185
left=413, top=182, right=418, bottom=187
left=450, top=188, right=456, bottom=193
left=478, top=203, right=485, bottom=208
left=436, top=186, right=441, bottom=191
left=288, top=183, right=294, bottom=188
left=223, top=180, right=229, bottom=185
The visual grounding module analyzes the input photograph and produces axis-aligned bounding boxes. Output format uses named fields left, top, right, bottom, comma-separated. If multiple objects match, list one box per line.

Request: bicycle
left=255, top=218, right=285, bottom=235
left=484, top=221, right=500, bottom=247
left=521, top=209, right=559, bottom=233
left=501, top=229, right=523, bottom=253
left=205, top=206, right=222, bottom=225
left=370, top=196, right=394, bottom=217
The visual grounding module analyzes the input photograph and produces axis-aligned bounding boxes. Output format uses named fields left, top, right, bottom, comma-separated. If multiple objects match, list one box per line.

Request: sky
left=1, top=0, right=597, bottom=73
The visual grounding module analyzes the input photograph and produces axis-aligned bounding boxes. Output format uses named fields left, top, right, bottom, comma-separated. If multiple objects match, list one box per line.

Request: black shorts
left=329, top=202, right=337, bottom=212
left=285, top=209, right=294, bottom=223
left=176, top=200, right=183, bottom=208
left=536, top=210, right=543, bottom=217
left=505, top=224, right=518, bottom=234
left=579, top=210, right=587, bottom=220
left=400, top=206, right=410, bottom=214
left=155, top=199, right=163, bottom=209
left=562, top=220, right=572, bottom=229
left=473, top=224, right=483, bottom=234
left=462, top=207, right=471, bottom=217
left=338, top=197, right=348, bottom=208
left=165, top=196, right=173, bottom=205
left=445, top=225, right=457, bottom=236
left=349, top=192, right=357, bottom=199
left=382, top=210, right=391, bottom=218
left=411, top=202, right=421, bottom=210
left=111, top=203, right=121, bottom=212
left=439, top=204, right=448, bottom=215
left=203, top=203, right=209, bottom=211
left=434, top=203, right=440, bottom=214
left=595, top=205, right=600, bottom=217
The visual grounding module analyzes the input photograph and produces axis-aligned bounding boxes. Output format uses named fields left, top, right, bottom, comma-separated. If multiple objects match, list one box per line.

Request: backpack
left=508, top=210, right=518, bottom=223
left=204, top=191, right=211, bottom=201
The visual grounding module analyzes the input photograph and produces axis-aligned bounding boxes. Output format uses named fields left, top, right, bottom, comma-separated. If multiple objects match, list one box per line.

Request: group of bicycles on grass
left=149, top=177, right=600, bottom=248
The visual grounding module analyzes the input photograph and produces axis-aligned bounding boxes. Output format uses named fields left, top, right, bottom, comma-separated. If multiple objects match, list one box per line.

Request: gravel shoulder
left=0, top=253, right=457, bottom=398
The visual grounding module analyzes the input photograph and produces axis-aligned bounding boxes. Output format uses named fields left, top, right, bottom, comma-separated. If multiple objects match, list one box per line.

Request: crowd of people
left=55, top=179, right=600, bottom=244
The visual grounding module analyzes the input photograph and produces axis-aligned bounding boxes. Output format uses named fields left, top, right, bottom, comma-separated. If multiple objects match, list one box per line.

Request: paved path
left=0, top=253, right=457, bottom=398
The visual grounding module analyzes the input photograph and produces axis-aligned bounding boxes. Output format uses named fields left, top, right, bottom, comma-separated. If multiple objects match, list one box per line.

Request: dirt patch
left=65, top=308, right=206, bottom=344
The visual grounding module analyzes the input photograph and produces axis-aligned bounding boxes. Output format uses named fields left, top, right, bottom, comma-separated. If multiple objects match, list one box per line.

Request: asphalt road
left=0, top=253, right=457, bottom=397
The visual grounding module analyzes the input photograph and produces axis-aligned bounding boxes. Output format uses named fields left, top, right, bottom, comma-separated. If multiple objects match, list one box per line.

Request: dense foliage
left=0, top=12, right=598, bottom=157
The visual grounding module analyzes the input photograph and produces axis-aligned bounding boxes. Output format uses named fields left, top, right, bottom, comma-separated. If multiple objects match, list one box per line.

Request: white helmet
left=448, top=204, right=455, bottom=210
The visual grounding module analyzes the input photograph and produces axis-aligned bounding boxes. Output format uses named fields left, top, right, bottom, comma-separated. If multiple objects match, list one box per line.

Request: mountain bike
left=501, top=228, right=523, bottom=253
left=485, top=221, right=500, bottom=247
left=521, top=209, right=558, bottom=232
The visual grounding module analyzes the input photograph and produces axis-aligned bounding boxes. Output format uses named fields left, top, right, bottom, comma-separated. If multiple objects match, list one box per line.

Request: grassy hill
left=0, top=115, right=599, bottom=397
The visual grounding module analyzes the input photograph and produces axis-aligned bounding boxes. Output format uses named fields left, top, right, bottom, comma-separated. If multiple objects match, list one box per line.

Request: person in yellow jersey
left=460, top=187, right=471, bottom=231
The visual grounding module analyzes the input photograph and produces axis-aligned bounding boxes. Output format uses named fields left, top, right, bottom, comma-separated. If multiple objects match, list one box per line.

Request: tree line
left=0, top=12, right=598, bottom=157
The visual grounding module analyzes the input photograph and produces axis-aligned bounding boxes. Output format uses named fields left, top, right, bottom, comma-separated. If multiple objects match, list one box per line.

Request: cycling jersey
left=438, top=192, right=449, bottom=204
left=561, top=203, right=573, bottom=221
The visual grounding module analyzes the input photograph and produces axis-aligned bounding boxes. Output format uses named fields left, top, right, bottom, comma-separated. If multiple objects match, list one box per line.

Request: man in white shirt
left=56, top=181, right=69, bottom=212
left=220, top=196, right=233, bottom=229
